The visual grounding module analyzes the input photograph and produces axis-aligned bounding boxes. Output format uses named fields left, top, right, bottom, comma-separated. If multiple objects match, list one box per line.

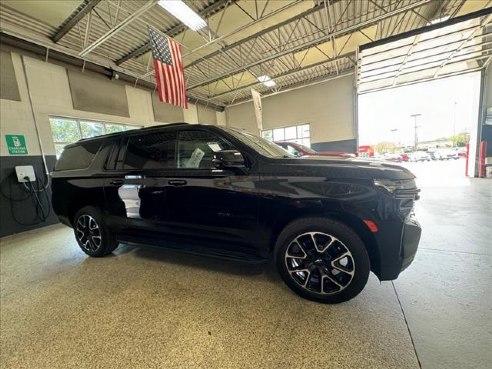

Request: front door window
left=177, top=130, right=234, bottom=169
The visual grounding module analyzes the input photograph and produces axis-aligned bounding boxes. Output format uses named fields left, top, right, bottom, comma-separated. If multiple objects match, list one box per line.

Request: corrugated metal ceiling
left=1, top=0, right=490, bottom=108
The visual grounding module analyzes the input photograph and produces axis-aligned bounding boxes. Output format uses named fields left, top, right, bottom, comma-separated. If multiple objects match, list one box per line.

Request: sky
left=358, top=72, right=482, bottom=146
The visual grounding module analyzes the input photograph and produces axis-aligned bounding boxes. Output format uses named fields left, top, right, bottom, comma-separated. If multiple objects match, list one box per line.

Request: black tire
left=73, top=206, right=119, bottom=257
left=275, top=217, right=370, bottom=304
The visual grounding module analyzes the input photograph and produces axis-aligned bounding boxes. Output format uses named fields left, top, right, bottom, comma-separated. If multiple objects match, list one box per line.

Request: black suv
left=52, top=123, right=421, bottom=303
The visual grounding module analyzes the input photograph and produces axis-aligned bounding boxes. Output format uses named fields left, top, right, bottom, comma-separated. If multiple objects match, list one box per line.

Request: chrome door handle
left=168, top=179, right=187, bottom=187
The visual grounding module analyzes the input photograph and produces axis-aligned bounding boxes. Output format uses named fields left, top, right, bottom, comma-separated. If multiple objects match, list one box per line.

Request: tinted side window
left=177, top=130, right=234, bottom=169
left=123, top=131, right=176, bottom=170
left=55, top=141, right=101, bottom=170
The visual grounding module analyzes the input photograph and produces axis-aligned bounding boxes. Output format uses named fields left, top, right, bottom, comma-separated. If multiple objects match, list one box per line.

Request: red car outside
left=275, top=141, right=355, bottom=158
left=400, top=153, right=410, bottom=162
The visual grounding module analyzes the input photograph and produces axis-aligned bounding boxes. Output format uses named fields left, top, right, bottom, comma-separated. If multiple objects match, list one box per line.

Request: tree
left=449, top=132, right=470, bottom=147
left=375, top=141, right=397, bottom=154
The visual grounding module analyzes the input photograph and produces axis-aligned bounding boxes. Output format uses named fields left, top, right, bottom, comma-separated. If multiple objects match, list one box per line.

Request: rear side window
left=123, top=131, right=176, bottom=170
left=55, top=141, right=101, bottom=170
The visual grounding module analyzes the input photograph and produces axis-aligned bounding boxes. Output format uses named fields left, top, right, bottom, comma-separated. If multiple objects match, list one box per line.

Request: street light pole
left=453, top=101, right=457, bottom=139
left=410, top=114, right=421, bottom=151
left=390, top=128, right=399, bottom=149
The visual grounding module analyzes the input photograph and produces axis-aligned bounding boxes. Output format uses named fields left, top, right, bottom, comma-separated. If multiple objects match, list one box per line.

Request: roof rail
left=76, top=122, right=190, bottom=143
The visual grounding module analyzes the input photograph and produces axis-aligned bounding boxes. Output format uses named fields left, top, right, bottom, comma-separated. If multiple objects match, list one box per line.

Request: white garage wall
left=0, top=49, right=219, bottom=156
left=485, top=63, right=492, bottom=108
left=225, top=75, right=356, bottom=144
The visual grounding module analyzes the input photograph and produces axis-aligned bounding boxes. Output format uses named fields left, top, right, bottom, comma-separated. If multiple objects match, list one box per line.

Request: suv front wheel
left=275, top=218, right=370, bottom=304
left=73, top=206, right=119, bottom=257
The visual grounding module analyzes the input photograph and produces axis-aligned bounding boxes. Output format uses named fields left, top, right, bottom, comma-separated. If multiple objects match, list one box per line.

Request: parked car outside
left=52, top=123, right=421, bottom=304
left=382, top=153, right=402, bottom=163
left=409, top=152, right=431, bottom=162
left=400, top=153, right=410, bottom=162
left=274, top=141, right=355, bottom=158
left=427, top=151, right=438, bottom=160
left=457, top=148, right=467, bottom=158
left=445, top=150, right=460, bottom=160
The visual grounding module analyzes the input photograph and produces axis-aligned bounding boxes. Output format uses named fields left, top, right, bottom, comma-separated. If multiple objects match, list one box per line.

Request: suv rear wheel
left=275, top=218, right=370, bottom=304
left=73, top=206, right=119, bottom=257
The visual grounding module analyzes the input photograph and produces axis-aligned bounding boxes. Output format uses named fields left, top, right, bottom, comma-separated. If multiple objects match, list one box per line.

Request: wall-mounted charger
left=15, top=166, right=36, bottom=182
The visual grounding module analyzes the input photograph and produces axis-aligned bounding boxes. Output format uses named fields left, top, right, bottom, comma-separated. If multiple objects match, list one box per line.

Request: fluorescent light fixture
left=428, top=15, right=450, bottom=25
left=158, top=0, right=207, bottom=31
left=257, top=75, right=276, bottom=87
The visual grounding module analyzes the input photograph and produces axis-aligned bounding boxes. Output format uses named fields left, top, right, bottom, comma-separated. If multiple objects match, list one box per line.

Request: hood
left=263, top=156, right=416, bottom=180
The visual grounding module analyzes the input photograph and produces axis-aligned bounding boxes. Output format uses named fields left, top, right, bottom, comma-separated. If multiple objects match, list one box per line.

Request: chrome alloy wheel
left=284, top=232, right=355, bottom=295
left=75, top=215, right=102, bottom=252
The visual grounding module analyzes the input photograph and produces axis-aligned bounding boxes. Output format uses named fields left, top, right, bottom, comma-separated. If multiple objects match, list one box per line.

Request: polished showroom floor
left=1, top=162, right=491, bottom=369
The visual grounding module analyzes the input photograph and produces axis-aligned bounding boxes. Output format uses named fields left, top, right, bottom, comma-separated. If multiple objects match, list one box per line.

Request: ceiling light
left=428, top=16, right=450, bottom=25
left=158, top=0, right=207, bottom=31
left=257, top=75, right=276, bottom=87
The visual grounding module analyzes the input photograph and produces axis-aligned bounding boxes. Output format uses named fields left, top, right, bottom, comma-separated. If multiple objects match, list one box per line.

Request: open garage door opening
left=358, top=72, right=481, bottom=183
left=356, top=9, right=491, bottom=181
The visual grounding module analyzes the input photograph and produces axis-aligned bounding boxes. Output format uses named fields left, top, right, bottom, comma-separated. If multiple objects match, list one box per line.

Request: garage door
left=357, top=8, right=492, bottom=94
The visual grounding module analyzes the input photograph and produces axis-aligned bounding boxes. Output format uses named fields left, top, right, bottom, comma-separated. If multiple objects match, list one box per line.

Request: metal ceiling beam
left=209, top=51, right=354, bottom=99
left=115, top=0, right=237, bottom=65
left=185, top=1, right=330, bottom=69
left=188, top=0, right=433, bottom=90
left=79, top=0, right=157, bottom=57
left=183, top=0, right=307, bottom=63
left=228, top=69, right=355, bottom=106
left=52, top=0, right=102, bottom=43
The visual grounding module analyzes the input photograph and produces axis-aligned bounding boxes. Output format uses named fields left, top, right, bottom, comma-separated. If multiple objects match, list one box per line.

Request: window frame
left=49, top=116, right=143, bottom=158
left=261, top=123, right=311, bottom=148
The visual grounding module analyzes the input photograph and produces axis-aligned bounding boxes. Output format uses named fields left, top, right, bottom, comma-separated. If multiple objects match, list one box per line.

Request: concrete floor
left=1, top=161, right=491, bottom=369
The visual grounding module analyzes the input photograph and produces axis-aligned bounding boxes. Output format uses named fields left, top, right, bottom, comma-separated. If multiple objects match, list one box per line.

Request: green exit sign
left=5, top=134, right=28, bottom=155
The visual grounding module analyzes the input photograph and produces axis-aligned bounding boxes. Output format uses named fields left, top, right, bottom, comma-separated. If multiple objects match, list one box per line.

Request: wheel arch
left=68, top=202, right=101, bottom=226
left=269, top=211, right=381, bottom=278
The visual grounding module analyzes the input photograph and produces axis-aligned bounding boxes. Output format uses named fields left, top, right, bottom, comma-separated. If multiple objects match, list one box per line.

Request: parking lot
left=400, top=157, right=469, bottom=187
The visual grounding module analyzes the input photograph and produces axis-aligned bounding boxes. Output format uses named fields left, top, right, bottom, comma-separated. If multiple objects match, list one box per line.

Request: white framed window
left=49, top=116, right=141, bottom=157
left=261, top=124, right=310, bottom=147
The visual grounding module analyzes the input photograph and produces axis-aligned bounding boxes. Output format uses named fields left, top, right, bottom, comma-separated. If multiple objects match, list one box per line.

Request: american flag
left=149, top=27, right=187, bottom=108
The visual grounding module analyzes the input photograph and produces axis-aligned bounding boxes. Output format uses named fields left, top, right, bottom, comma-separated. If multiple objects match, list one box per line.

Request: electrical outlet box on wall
left=15, top=166, right=36, bottom=182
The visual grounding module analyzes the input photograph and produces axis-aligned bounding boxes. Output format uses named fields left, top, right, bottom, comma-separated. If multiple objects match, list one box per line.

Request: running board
left=117, top=235, right=268, bottom=265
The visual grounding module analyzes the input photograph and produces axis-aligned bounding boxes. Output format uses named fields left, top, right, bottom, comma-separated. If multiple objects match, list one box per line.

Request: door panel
left=166, top=170, right=259, bottom=251
left=102, top=130, right=176, bottom=235
left=166, top=129, right=260, bottom=252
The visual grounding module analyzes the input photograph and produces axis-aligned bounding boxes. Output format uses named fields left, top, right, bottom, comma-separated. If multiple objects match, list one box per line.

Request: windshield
left=223, top=128, right=294, bottom=158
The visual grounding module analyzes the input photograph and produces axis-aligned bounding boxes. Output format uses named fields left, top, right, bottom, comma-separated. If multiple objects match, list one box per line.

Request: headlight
left=373, top=178, right=420, bottom=200
left=374, top=179, right=411, bottom=192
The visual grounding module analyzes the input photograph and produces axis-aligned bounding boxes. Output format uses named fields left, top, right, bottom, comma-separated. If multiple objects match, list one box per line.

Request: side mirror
left=213, top=150, right=246, bottom=169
